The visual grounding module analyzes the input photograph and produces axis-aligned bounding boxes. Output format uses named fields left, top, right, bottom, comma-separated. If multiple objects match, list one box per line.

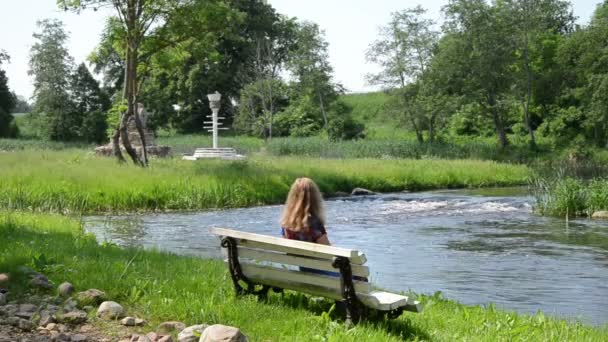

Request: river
left=84, top=188, right=608, bottom=326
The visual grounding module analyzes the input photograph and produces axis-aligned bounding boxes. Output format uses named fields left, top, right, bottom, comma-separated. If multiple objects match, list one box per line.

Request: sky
left=0, top=0, right=602, bottom=99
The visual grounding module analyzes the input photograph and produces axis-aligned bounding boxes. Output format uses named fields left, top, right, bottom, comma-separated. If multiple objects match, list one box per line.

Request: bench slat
left=237, top=247, right=370, bottom=278
left=211, top=228, right=366, bottom=265
left=358, top=291, right=421, bottom=312
left=238, top=273, right=344, bottom=301
left=239, top=263, right=419, bottom=312
left=240, top=263, right=371, bottom=294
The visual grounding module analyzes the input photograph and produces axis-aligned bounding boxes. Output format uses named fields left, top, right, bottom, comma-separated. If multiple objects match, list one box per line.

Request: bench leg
left=221, top=237, right=276, bottom=300
left=332, top=257, right=361, bottom=325
left=221, top=237, right=249, bottom=295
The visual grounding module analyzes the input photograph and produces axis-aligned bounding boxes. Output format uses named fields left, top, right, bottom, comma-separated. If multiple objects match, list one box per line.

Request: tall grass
left=0, top=150, right=530, bottom=213
left=266, top=136, right=544, bottom=162
left=0, top=138, right=90, bottom=151
left=2, top=212, right=605, bottom=341
left=533, top=176, right=608, bottom=218
left=156, top=134, right=264, bottom=155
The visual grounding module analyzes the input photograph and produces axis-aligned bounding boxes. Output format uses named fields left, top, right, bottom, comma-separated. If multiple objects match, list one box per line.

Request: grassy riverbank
left=533, top=177, right=608, bottom=218
left=0, top=150, right=529, bottom=213
left=1, top=212, right=606, bottom=341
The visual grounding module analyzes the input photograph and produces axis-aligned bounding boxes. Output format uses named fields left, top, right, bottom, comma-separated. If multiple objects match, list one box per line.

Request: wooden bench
left=210, top=228, right=421, bottom=324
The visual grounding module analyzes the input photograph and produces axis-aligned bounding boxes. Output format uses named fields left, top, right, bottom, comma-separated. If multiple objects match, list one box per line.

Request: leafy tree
left=60, top=0, right=193, bottom=165
left=287, top=22, right=339, bottom=132
left=442, top=0, right=516, bottom=149
left=501, top=0, right=574, bottom=148
left=139, top=0, right=290, bottom=133
left=12, top=94, right=32, bottom=114
left=235, top=78, right=288, bottom=139
left=70, top=63, right=111, bottom=143
left=29, top=19, right=77, bottom=141
left=0, top=51, right=17, bottom=138
left=366, top=6, right=439, bottom=143
left=550, top=1, right=608, bottom=148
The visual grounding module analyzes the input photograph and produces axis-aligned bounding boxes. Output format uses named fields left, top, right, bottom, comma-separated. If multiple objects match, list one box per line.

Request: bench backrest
left=210, top=228, right=370, bottom=301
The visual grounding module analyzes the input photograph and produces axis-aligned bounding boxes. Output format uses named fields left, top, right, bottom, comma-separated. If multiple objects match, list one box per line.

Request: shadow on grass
left=261, top=290, right=431, bottom=341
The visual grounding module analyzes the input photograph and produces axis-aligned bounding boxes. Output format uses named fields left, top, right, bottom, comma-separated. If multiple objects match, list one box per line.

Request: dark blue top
left=281, top=215, right=326, bottom=243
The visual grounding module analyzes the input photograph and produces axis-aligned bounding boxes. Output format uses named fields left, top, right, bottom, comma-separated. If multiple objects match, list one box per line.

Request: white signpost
left=182, top=91, right=245, bottom=160
left=204, top=91, right=225, bottom=149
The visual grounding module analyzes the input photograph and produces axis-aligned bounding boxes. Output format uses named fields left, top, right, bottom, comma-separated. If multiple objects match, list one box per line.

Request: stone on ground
left=200, top=324, right=248, bottom=342
left=76, top=289, right=107, bottom=306
left=39, top=309, right=56, bottom=327
left=71, top=334, right=88, bottom=341
left=96, top=301, right=125, bottom=320
left=0, top=292, right=6, bottom=305
left=157, top=321, right=186, bottom=333
left=178, top=324, right=208, bottom=342
left=58, top=282, right=75, bottom=297
left=30, top=274, right=53, bottom=289
left=61, top=310, right=88, bottom=324
left=121, top=317, right=136, bottom=326
left=0, top=273, right=9, bottom=284
left=351, top=187, right=375, bottom=196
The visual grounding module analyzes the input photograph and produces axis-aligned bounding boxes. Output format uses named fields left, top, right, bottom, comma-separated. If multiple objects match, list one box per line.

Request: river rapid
left=84, top=188, right=608, bottom=326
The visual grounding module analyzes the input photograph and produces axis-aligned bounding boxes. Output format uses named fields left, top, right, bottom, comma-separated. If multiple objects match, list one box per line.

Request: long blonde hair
left=280, top=177, right=325, bottom=232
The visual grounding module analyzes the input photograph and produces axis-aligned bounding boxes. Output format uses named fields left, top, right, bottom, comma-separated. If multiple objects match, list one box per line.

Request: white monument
left=182, top=91, right=245, bottom=160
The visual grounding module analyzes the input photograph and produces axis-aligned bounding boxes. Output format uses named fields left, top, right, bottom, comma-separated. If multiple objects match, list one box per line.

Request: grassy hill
left=341, top=92, right=414, bottom=140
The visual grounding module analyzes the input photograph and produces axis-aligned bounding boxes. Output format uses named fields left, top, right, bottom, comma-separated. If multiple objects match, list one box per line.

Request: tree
left=502, top=0, right=574, bottom=148
left=70, top=63, right=111, bottom=143
left=59, top=0, right=192, bottom=166
left=29, top=19, right=78, bottom=141
left=12, top=94, right=32, bottom=114
left=287, top=22, right=339, bottom=132
left=137, top=0, right=292, bottom=134
left=0, top=51, right=17, bottom=138
left=235, top=78, right=288, bottom=138
left=442, top=0, right=516, bottom=149
left=366, top=6, right=439, bottom=143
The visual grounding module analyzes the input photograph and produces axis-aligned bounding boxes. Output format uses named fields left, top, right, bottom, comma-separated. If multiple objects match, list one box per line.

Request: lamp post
left=206, top=92, right=222, bottom=149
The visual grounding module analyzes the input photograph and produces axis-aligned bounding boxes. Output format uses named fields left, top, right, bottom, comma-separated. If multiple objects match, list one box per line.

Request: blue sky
left=0, top=0, right=602, bottom=98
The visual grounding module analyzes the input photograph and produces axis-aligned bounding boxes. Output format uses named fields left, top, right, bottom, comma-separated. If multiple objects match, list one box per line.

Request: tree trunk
left=489, top=94, right=508, bottom=149
left=131, top=47, right=148, bottom=166
left=318, top=90, right=328, bottom=131
left=428, top=115, right=435, bottom=143
left=119, top=2, right=146, bottom=167
left=410, top=116, right=424, bottom=144
left=112, top=122, right=126, bottom=163
left=522, top=32, right=536, bottom=149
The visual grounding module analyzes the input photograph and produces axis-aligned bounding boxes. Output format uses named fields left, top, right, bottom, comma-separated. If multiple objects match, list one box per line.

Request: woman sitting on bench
left=280, top=178, right=367, bottom=281
left=280, top=177, right=331, bottom=246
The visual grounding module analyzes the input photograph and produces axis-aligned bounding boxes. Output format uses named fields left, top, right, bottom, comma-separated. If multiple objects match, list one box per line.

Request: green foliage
left=234, top=78, right=289, bottom=138
left=533, top=176, right=608, bottom=218
left=2, top=212, right=606, bottom=341
left=29, top=19, right=77, bottom=141
left=105, top=100, right=127, bottom=140
left=0, top=74, right=17, bottom=138
left=0, top=53, right=17, bottom=138
left=70, top=63, right=111, bottom=144
left=0, top=149, right=529, bottom=213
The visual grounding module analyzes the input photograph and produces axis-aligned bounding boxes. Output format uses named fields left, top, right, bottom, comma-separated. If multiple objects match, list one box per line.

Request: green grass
left=341, top=92, right=411, bottom=140
left=533, top=176, right=608, bottom=218
left=156, top=134, right=264, bottom=156
left=265, top=136, right=549, bottom=162
left=0, top=138, right=90, bottom=151
left=1, top=212, right=605, bottom=341
left=0, top=149, right=530, bottom=213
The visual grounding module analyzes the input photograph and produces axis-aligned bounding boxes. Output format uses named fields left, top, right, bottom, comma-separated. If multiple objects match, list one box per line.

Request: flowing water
left=84, top=188, right=608, bottom=326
